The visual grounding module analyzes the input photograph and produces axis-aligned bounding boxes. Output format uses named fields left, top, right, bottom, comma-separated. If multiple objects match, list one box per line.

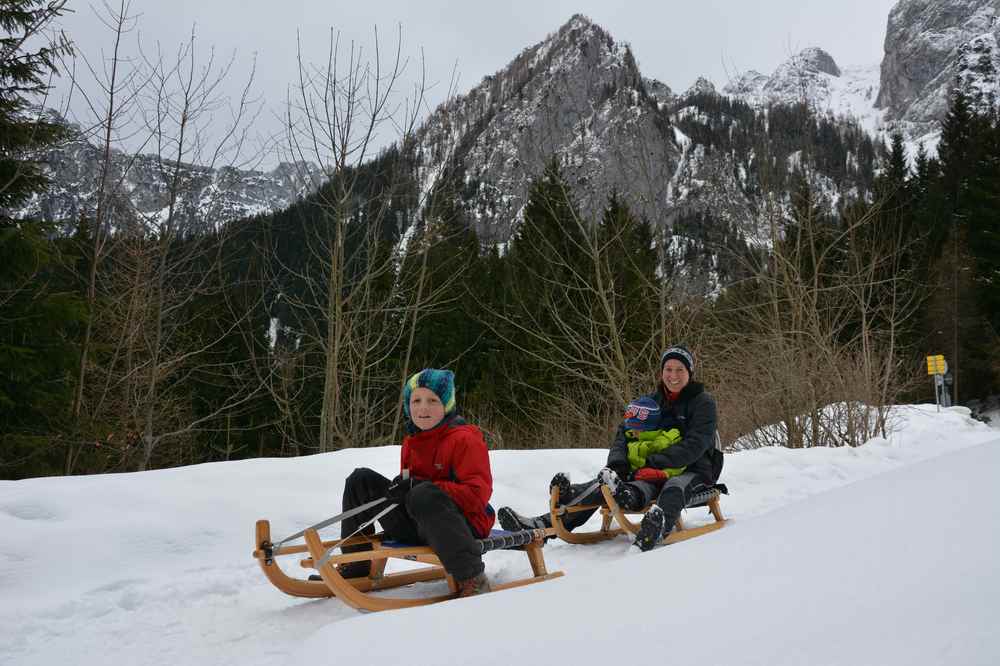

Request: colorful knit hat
left=623, top=396, right=661, bottom=432
left=402, top=368, right=456, bottom=420
left=660, top=345, right=694, bottom=375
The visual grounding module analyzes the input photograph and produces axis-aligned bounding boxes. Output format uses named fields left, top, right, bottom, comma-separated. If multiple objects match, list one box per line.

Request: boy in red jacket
left=338, top=368, right=495, bottom=597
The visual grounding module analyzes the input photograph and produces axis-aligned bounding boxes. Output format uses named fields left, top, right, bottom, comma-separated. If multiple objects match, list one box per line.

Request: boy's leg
left=339, top=467, right=422, bottom=576
left=499, top=471, right=605, bottom=532
left=497, top=506, right=552, bottom=531
left=405, top=482, right=484, bottom=582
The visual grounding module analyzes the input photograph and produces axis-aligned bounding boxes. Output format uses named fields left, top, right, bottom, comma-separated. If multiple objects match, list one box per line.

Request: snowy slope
left=2, top=404, right=998, bottom=666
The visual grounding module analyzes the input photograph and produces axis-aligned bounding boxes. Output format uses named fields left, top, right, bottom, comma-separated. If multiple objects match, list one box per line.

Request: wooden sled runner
left=548, top=483, right=728, bottom=545
left=253, top=519, right=563, bottom=612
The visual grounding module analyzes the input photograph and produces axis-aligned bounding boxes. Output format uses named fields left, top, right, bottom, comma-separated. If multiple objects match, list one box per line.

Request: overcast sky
left=53, top=0, right=900, bottom=167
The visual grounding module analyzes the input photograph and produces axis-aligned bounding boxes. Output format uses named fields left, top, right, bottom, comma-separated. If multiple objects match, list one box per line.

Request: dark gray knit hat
left=660, top=345, right=694, bottom=375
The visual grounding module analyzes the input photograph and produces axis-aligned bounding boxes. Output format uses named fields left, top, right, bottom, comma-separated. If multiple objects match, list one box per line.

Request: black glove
left=386, top=474, right=425, bottom=504
left=606, top=459, right=630, bottom=481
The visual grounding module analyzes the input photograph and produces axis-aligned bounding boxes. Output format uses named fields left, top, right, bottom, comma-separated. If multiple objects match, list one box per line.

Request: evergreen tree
left=0, top=1, right=81, bottom=479
left=597, top=190, right=657, bottom=350
left=937, top=88, right=977, bottom=212
left=396, top=186, right=482, bottom=386
left=963, top=115, right=1000, bottom=378
left=0, top=222, right=85, bottom=478
left=884, top=131, right=909, bottom=188
left=498, top=158, right=592, bottom=414
left=921, top=87, right=998, bottom=400
left=0, top=0, right=72, bottom=225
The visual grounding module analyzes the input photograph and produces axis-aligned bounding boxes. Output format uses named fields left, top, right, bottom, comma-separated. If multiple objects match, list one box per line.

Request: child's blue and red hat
left=623, top=396, right=661, bottom=432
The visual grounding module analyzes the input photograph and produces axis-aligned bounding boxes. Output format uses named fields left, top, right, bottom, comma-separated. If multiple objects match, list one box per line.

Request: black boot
left=497, top=506, right=551, bottom=531
left=615, top=483, right=645, bottom=511
left=633, top=506, right=666, bottom=552
left=550, top=472, right=571, bottom=504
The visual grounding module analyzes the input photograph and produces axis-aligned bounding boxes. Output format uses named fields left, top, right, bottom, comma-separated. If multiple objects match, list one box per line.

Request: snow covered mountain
left=722, top=48, right=885, bottom=136
left=718, top=1, right=1000, bottom=157
left=15, top=113, right=321, bottom=231
left=20, top=3, right=1000, bottom=289
left=403, top=17, right=880, bottom=295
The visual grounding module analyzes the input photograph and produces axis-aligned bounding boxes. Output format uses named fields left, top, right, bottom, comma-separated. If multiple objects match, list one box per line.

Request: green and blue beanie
left=402, top=368, right=456, bottom=420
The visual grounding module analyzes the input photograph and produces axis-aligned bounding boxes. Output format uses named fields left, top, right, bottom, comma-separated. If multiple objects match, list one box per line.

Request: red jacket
left=400, top=417, right=495, bottom=537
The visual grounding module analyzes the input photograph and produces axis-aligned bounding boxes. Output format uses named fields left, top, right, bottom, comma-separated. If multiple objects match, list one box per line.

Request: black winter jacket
left=606, top=381, right=720, bottom=482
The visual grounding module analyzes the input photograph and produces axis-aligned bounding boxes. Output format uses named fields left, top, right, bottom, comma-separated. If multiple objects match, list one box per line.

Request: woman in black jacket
left=498, top=345, right=722, bottom=551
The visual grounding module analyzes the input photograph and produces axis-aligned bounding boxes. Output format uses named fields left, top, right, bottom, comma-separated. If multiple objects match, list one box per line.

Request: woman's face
left=661, top=359, right=690, bottom=394
left=408, top=387, right=446, bottom=430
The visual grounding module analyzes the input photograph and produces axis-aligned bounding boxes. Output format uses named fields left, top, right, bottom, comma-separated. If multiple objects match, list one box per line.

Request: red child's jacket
left=400, top=417, right=495, bottom=537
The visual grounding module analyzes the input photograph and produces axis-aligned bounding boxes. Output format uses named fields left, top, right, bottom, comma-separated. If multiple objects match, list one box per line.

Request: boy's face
left=661, top=359, right=690, bottom=393
left=409, top=387, right=446, bottom=430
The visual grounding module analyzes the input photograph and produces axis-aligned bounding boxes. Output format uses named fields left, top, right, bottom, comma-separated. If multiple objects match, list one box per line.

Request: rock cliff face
left=876, top=0, right=1000, bottom=129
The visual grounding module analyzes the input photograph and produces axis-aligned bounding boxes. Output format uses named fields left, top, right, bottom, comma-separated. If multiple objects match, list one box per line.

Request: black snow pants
left=340, top=467, right=485, bottom=581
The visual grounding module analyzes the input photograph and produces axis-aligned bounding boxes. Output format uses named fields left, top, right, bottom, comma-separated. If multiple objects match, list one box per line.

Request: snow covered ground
left=2, top=404, right=998, bottom=666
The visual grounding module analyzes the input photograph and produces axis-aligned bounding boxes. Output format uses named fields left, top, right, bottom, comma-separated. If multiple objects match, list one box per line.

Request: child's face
left=408, top=387, right=446, bottom=430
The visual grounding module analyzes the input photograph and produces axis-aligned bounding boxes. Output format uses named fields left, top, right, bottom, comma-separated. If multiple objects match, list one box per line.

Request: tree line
left=3, top=1, right=999, bottom=479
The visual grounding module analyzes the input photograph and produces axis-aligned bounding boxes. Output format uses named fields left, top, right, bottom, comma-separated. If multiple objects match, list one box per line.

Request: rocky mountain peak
left=766, top=47, right=842, bottom=90
left=722, top=70, right=768, bottom=98
left=563, top=13, right=597, bottom=33
left=643, top=77, right=676, bottom=106
left=685, top=77, right=718, bottom=97
left=410, top=14, right=678, bottom=241
left=794, top=47, right=842, bottom=77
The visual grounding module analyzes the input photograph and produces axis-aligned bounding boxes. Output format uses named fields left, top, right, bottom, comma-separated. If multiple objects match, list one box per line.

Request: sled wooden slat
left=254, top=519, right=335, bottom=598
left=548, top=486, right=625, bottom=544
left=300, top=551, right=443, bottom=568
left=254, top=520, right=449, bottom=599
left=303, top=526, right=564, bottom=612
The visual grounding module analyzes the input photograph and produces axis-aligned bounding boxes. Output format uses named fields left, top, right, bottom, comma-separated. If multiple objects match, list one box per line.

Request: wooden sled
left=253, top=519, right=563, bottom=612
left=548, top=483, right=728, bottom=545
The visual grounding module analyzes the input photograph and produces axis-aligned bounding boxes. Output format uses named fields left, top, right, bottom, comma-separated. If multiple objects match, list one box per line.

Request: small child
left=622, top=396, right=687, bottom=479
left=599, top=397, right=687, bottom=511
